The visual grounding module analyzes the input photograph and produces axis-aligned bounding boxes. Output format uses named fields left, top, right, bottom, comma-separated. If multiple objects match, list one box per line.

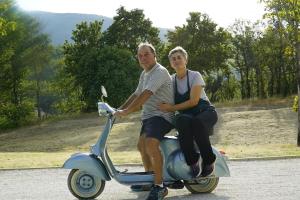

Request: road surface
left=0, top=158, right=300, bottom=200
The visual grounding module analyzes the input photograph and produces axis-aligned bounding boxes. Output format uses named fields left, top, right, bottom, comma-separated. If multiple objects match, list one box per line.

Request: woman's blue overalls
left=174, top=70, right=217, bottom=166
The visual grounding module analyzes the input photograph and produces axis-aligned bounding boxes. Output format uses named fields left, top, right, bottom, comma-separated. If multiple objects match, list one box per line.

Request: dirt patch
left=212, top=107, right=297, bottom=146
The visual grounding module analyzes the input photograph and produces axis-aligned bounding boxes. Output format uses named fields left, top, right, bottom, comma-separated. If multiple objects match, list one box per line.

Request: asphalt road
left=0, top=158, right=300, bottom=200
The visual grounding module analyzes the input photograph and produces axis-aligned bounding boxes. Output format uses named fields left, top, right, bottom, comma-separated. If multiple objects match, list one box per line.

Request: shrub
left=0, top=102, right=34, bottom=129
left=293, top=95, right=298, bottom=112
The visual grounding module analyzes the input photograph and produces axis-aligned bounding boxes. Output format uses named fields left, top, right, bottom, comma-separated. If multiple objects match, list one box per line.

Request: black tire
left=67, top=169, right=105, bottom=199
left=184, top=177, right=219, bottom=194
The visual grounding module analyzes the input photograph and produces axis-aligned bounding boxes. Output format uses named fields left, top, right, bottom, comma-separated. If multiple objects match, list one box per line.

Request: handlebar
left=97, top=102, right=117, bottom=116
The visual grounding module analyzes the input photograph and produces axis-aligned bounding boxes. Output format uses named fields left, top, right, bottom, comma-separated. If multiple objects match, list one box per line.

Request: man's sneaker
left=191, top=162, right=201, bottom=177
left=200, top=162, right=215, bottom=177
left=130, top=184, right=152, bottom=192
left=164, top=180, right=184, bottom=189
left=145, top=185, right=168, bottom=200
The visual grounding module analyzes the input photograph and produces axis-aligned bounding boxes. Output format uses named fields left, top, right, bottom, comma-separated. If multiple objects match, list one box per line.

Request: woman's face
left=169, top=52, right=187, bottom=70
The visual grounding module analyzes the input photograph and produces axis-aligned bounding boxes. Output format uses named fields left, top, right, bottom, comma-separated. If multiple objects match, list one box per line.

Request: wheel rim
left=78, top=174, right=94, bottom=189
left=70, top=170, right=103, bottom=198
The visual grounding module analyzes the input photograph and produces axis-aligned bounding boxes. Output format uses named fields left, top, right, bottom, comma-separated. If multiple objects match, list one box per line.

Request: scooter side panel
left=160, top=136, right=180, bottom=181
left=63, top=153, right=111, bottom=181
left=161, top=137, right=230, bottom=179
left=212, top=147, right=230, bottom=177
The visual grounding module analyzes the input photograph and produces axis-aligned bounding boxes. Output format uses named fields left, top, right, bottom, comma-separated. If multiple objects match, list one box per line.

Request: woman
left=159, top=46, right=217, bottom=177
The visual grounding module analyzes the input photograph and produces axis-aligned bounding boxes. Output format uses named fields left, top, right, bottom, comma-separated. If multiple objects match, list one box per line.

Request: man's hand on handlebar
left=114, top=109, right=129, bottom=117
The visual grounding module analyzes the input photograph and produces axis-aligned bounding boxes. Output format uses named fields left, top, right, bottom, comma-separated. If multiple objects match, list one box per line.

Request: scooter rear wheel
left=68, top=169, right=105, bottom=199
left=184, top=177, right=219, bottom=193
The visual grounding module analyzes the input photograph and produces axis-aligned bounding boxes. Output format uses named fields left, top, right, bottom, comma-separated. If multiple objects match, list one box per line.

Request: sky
left=16, top=0, right=266, bottom=29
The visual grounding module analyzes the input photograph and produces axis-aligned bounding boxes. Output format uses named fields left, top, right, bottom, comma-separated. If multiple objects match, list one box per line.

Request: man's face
left=137, top=46, right=156, bottom=70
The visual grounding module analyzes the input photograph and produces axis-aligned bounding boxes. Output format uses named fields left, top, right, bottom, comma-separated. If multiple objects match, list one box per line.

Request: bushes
left=0, top=102, right=34, bottom=129
left=293, top=96, right=298, bottom=112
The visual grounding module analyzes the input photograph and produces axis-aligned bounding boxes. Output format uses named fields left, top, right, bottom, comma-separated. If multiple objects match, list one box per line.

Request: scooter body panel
left=161, top=136, right=230, bottom=180
left=160, top=136, right=182, bottom=181
left=63, top=153, right=111, bottom=181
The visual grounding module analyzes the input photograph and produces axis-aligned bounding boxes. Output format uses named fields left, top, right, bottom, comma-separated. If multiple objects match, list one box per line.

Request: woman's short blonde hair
left=168, top=46, right=188, bottom=60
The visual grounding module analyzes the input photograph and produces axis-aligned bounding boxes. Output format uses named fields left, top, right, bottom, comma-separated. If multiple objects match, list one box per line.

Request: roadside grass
left=217, top=144, right=300, bottom=158
left=0, top=152, right=71, bottom=169
left=0, top=97, right=299, bottom=169
left=1, top=145, right=300, bottom=169
left=214, top=95, right=294, bottom=108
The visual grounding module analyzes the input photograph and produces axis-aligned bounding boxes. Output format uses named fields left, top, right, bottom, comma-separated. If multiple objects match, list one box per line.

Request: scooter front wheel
left=68, top=169, right=105, bottom=199
left=184, top=177, right=219, bottom=193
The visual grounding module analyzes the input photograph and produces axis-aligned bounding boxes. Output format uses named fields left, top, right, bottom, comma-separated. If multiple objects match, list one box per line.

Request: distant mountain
left=158, top=28, right=169, bottom=42
left=27, top=11, right=169, bottom=45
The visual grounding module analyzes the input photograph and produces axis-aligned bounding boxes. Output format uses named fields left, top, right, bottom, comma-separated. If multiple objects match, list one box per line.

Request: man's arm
left=115, top=90, right=153, bottom=116
left=119, top=93, right=138, bottom=110
left=119, top=71, right=144, bottom=109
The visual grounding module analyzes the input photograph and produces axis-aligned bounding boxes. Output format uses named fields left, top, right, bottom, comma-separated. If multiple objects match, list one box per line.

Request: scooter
left=63, top=86, right=230, bottom=199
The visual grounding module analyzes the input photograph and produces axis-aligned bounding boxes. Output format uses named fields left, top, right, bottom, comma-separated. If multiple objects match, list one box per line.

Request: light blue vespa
left=63, top=86, right=230, bottom=199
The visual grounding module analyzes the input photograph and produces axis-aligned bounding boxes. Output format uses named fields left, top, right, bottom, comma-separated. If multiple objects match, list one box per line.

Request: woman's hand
left=159, top=103, right=173, bottom=112
left=114, top=109, right=129, bottom=117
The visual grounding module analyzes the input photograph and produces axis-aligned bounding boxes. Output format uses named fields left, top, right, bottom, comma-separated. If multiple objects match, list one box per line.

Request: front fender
left=63, top=153, right=111, bottom=181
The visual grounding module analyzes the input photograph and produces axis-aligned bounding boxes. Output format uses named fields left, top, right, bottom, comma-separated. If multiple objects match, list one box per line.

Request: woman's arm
left=159, top=85, right=202, bottom=112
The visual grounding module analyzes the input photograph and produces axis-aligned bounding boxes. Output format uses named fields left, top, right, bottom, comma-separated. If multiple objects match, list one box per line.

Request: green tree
left=167, top=12, right=232, bottom=74
left=63, top=20, right=103, bottom=110
left=52, top=47, right=86, bottom=114
left=23, top=33, right=53, bottom=119
left=0, top=7, right=36, bottom=128
left=230, top=18, right=296, bottom=100
left=63, top=20, right=139, bottom=110
left=95, top=46, right=140, bottom=107
left=103, top=6, right=161, bottom=55
left=0, top=1, right=53, bottom=128
left=166, top=12, right=233, bottom=101
left=262, top=0, right=300, bottom=145
left=0, top=0, right=17, bottom=102
left=0, top=0, right=16, bottom=36
left=257, top=26, right=294, bottom=97
left=229, top=20, right=262, bottom=99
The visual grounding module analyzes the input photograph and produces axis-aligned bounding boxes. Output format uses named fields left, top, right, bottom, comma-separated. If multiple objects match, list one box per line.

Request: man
left=115, top=42, right=174, bottom=200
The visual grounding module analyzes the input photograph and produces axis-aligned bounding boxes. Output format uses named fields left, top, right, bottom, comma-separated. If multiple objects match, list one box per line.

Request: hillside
left=27, top=11, right=170, bottom=45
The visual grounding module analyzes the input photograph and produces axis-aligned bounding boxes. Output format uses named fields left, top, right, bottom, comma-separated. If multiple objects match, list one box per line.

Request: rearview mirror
left=101, top=86, right=107, bottom=102
left=101, top=86, right=107, bottom=98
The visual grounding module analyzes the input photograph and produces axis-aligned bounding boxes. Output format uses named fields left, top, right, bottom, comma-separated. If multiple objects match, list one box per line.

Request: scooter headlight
left=98, top=109, right=108, bottom=116
left=97, top=102, right=115, bottom=116
left=98, top=103, right=108, bottom=116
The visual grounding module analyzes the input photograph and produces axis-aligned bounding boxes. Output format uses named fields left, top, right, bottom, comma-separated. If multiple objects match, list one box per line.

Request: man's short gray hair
left=168, top=46, right=188, bottom=60
left=137, top=42, right=156, bottom=56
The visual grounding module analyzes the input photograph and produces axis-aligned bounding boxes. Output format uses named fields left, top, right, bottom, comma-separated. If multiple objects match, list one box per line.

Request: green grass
left=1, top=145, right=300, bottom=169
left=0, top=152, right=71, bottom=169
left=0, top=97, right=299, bottom=169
